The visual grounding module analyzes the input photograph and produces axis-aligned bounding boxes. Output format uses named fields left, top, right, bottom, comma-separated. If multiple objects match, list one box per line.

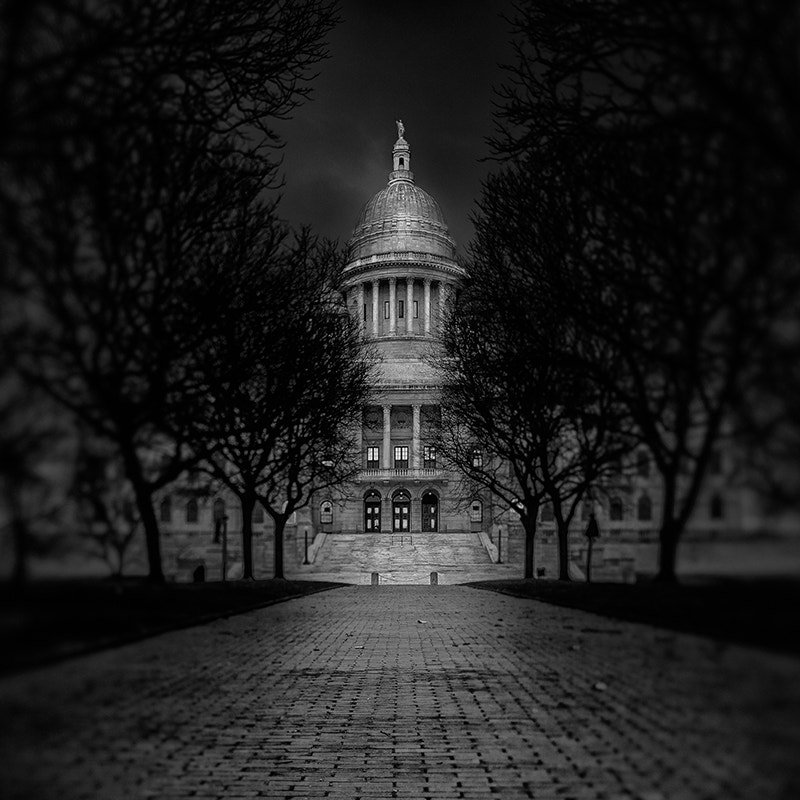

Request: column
left=424, top=278, right=432, bottom=335
left=412, top=404, right=421, bottom=469
left=382, top=404, right=391, bottom=469
left=371, top=279, right=379, bottom=337
left=406, top=277, right=414, bottom=334
left=357, top=282, right=365, bottom=334
left=389, top=278, right=397, bottom=335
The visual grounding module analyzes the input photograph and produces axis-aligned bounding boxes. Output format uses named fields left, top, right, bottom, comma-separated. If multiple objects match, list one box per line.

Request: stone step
left=301, top=533, right=494, bottom=582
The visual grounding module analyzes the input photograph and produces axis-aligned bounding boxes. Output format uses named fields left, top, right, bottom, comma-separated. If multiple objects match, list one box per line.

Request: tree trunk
left=273, top=514, right=287, bottom=579
left=586, top=537, right=593, bottom=583
left=121, top=444, right=164, bottom=583
left=656, top=477, right=680, bottom=583
left=239, top=492, right=256, bottom=580
left=522, top=515, right=536, bottom=579
left=656, top=519, right=680, bottom=583
left=11, top=507, right=28, bottom=587
left=556, top=518, right=571, bottom=581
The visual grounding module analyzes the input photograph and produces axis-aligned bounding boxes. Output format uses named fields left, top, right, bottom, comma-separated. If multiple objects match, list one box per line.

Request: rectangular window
left=399, top=300, right=405, bottom=319
left=414, top=300, right=419, bottom=318
left=423, top=445, right=436, bottom=469
left=366, top=446, right=379, bottom=468
left=394, top=446, right=409, bottom=469
left=472, top=449, right=483, bottom=468
left=384, top=300, right=390, bottom=319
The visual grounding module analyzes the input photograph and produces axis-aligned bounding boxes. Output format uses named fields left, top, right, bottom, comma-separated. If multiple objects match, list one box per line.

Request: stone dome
left=346, top=135, right=457, bottom=263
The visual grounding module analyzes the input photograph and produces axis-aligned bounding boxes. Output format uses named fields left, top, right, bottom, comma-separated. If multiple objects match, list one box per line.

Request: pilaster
left=382, top=404, right=392, bottom=469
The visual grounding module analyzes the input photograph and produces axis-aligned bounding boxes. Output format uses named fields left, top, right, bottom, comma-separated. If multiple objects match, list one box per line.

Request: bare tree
left=1, top=0, right=341, bottom=582
left=485, top=1, right=800, bottom=581
left=16, top=125, right=263, bottom=582
left=1, top=0, right=339, bottom=182
left=436, top=161, right=629, bottom=580
left=175, top=219, right=374, bottom=580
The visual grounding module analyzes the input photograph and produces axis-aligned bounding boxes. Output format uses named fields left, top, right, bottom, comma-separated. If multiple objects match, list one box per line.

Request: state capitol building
left=154, top=126, right=795, bottom=584
left=338, top=126, right=472, bottom=539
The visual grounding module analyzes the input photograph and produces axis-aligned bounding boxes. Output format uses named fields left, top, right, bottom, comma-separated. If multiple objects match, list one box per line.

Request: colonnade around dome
left=345, top=274, right=456, bottom=337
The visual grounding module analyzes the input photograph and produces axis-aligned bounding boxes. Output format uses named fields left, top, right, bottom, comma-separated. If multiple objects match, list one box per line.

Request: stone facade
left=322, top=130, right=485, bottom=538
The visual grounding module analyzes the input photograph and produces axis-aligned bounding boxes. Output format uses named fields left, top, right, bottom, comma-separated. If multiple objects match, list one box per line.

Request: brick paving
left=1, top=585, right=799, bottom=800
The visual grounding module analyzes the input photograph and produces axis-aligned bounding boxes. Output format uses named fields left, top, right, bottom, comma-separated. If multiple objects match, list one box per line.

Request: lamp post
left=303, top=528, right=310, bottom=565
left=497, top=526, right=502, bottom=563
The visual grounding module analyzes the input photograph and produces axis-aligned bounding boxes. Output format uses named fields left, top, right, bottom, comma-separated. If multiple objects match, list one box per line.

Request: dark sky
left=274, top=0, right=516, bottom=255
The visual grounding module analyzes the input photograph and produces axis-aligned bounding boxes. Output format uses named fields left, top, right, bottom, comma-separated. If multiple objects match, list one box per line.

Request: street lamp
left=497, top=526, right=502, bottom=563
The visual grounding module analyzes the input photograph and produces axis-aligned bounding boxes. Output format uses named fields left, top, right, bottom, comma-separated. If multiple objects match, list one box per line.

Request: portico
left=360, top=402, right=439, bottom=478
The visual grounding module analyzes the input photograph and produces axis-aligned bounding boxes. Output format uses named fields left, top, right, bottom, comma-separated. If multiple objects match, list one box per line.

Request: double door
left=365, top=501, right=381, bottom=532
left=393, top=501, right=410, bottom=532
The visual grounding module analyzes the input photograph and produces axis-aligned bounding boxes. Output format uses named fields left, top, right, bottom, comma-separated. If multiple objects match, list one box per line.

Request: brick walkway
left=1, top=586, right=799, bottom=799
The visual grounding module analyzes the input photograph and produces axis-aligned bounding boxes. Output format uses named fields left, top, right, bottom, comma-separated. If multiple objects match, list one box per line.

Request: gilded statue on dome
left=396, top=119, right=405, bottom=139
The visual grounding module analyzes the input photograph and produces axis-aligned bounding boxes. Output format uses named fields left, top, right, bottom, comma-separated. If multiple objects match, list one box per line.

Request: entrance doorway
left=422, top=492, right=438, bottom=532
left=392, top=489, right=411, bottom=532
left=364, top=490, right=382, bottom=532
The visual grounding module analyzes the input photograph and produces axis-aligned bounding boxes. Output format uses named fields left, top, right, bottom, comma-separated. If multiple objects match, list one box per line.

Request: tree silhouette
left=174, top=221, right=374, bottom=580
left=437, top=157, right=630, bottom=581
left=484, top=0, right=800, bottom=581
left=1, top=0, right=341, bottom=582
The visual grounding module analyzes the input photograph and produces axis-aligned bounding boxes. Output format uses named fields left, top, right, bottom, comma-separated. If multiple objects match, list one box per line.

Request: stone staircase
left=294, top=532, right=521, bottom=585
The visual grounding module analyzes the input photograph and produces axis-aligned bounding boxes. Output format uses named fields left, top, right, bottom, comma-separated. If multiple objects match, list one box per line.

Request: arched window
left=186, top=498, right=199, bottom=524
left=541, top=503, right=554, bottom=522
left=159, top=496, right=172, bottom=523
left=320, top=500, right=333, bottom=524
left=609, top=497, right=623, bottom=521
left=470, top=499, right=483, bottom=523
left=253, top=504, right=264, bottom=524
left=710, top=493, right=724, bottom=520
left=636, top=451, right=650, bottom=478
left=399, top=156, right=405, bottom=167
left=637, top=494, right=652, bottom=521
